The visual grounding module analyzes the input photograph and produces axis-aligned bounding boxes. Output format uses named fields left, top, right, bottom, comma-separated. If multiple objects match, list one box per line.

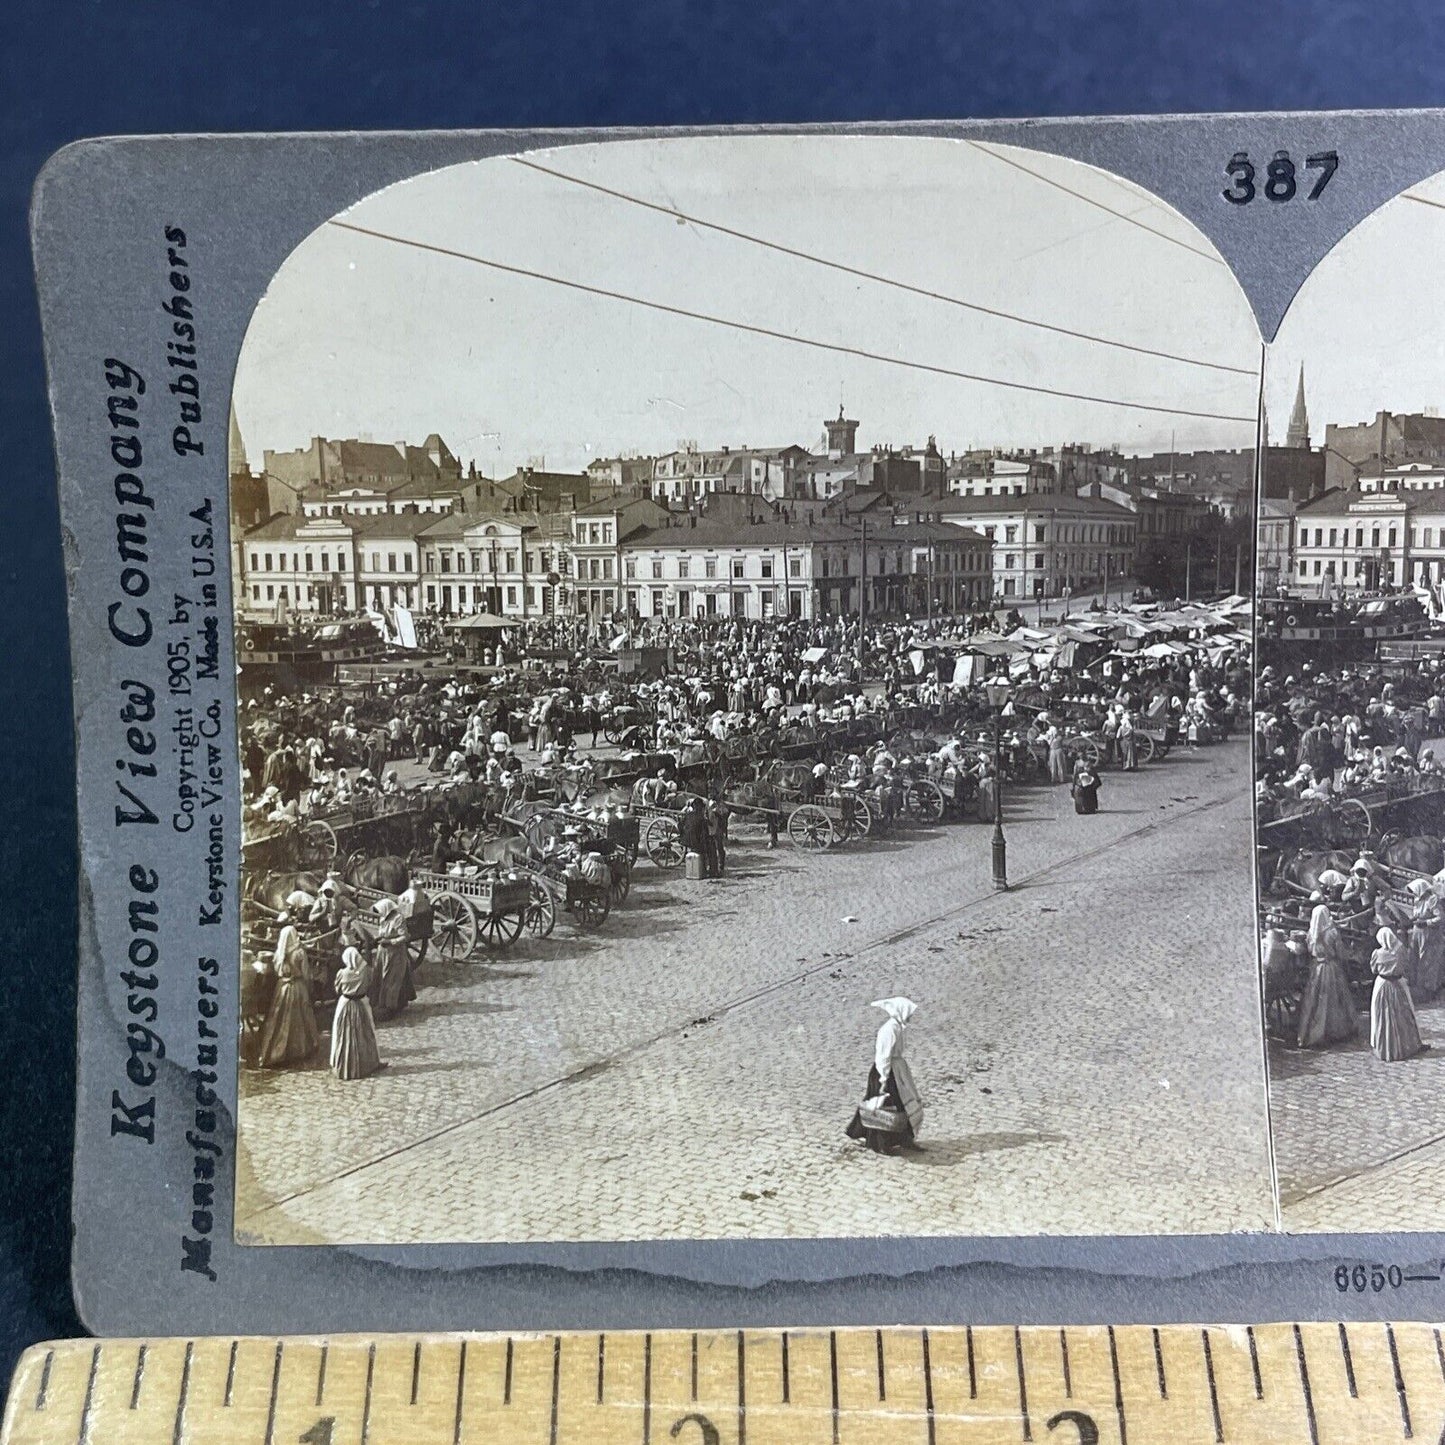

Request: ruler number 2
left=1047, top=1410, right=1100, bottom=1444
left=1223, top=150, right=1338, bottom=205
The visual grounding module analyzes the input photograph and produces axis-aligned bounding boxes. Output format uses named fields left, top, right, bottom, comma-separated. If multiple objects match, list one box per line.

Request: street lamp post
left=984, top=681, right=1012, bottom=890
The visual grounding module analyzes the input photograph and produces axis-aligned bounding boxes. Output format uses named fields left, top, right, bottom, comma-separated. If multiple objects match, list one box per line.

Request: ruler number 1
left=1223, top=150, right=1338, bottom=205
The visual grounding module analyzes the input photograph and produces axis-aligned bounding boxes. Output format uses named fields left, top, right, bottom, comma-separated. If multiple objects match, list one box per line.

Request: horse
left=1376, top=833, right=1445, bottom=878
left=1270, top=849, right=1355, bottom=896
left=343, top=852, right=410, bottom=895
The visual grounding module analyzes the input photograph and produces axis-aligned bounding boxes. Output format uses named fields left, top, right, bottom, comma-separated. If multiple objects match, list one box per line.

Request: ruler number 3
left=1046, top=1409, right=1100, bottom=1444
left=1224, top=150, right=1338, bottom=205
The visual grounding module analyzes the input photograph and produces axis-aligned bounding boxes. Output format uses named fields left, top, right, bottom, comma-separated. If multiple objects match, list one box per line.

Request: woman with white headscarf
left=257, top=915, right=320, bottom=1068
left=1407, top=879, right=1445, bottom=1001
left=1296, top=894, right=1357, bottom=1049
left=1370, top=927, right=1426, bottom=1062
left=370, top=898, right=416, bottom=1022
left=845, top=998, right=924, bottom=1154
left=330, top=946, right=383, bottom=1080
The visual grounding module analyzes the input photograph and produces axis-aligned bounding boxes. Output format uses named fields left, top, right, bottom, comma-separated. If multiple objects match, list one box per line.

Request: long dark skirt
left=845, top=1065, right=914, bottom=1153
left=1072, top=782, right=1099, bottom=814
left=258, top=978, right=320, bottom=1068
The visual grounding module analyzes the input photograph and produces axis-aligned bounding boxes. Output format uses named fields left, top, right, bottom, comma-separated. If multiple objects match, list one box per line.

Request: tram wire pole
left=985, top=680, right=1011, bottom=890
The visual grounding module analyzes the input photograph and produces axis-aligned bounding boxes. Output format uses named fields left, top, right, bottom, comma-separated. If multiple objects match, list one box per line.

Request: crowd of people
left=241, top=601, right=1250, bottom=1092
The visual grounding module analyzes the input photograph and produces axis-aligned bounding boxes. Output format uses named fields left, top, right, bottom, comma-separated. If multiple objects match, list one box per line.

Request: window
left=1314, top=560, right=1322, bottom=575
left=678, top=589, right=691, bottom=615
left=304, top=552, right=314, bottom=572
left=426, top=585, right=436, bottom=604
left=278, top=554, right=287, bottom=571
left=1389, top=528, right=1398, bottom=548
left=526, top=586, right=536, bottom=606
left=266, top=584, right=274, bottom=600
left=761, top=558, right=773, bottom=579
left=705, top=558, right=717, bottom=579
left=589, top=524, right=601, bottom=545
left=1355, top=528, right=1364, bottom=548
left=1328, top=528, right=1337, bottom=547
left=1034, top=555, right=1044, bottom=568
left=588, top=559, right=600, bottom=580
left=250, top=551, right=259, bottom=570
left=506, top=586, right=518, bottom=606
left=601, top=525, right=612, bottom=544
left=1299, top=560, right=1308, bottom=576
left=1005, top=526, right=1017, bottom=543
left=321, top=552, right=330, bottom=573
left=1033, top=524, right=1045, bottom=543
left=457, top=551, right=467, bottom=573
left=732, top=559, right=745, bottom=579
left=425, top=554, right=435, bottom=572
left=651, top=588, right=664, bottom=615
left=789, top=557, right=802, bottom=577
left=440, top=552, right=451, bottom=573
left=602, top=559, right=613, bottom=579
left=251, top=584, right=260, bottom=600
left=387, top=553, right=397, bottom=572
left=625, top=559, right=637, bottom=580
left=1005, top=554, right=1016, bottom=569
left=677, top=558, right=690, bottom=580
left=651, top=559, right=664, bottom=579
left=264, top=553, right=273, bottom=570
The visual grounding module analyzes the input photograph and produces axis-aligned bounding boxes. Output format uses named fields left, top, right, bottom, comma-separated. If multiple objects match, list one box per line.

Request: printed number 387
left=1224, top=150, right=1338, bottom=205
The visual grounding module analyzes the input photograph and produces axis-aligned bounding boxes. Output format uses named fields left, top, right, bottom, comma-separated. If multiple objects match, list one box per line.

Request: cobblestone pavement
left=236, top=737, right=1275, bottom=1244
left=1271, top=999, right=1445, bottom=1232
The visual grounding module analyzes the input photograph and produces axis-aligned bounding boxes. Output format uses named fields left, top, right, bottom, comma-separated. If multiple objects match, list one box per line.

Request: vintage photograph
left=229, top=135, right=1272, bottom=1244
left=1257, top=169, right=1445, bottom=1232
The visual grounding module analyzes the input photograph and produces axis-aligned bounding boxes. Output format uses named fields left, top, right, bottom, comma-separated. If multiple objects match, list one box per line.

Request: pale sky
left=232, top=135, right=1265, bottom=476
left=1266, top=169, right=1445, bottom=446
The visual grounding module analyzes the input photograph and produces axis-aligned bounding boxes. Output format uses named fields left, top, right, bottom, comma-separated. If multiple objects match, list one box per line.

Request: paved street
left=1271, top=1001, right=1445, bottom=1233
left=236, top=736, right=1276, bottom=1244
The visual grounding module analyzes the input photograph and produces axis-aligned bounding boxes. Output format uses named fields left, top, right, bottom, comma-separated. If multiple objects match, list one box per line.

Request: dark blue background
left=2, top=0, right=1441, bottom=1384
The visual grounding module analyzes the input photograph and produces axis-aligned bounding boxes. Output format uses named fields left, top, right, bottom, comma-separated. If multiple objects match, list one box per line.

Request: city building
left=569, top=496, right=671, bottom=617
left=263, top=433, right=464, bottom=495
left=416, top=513, right=558, bottom=618
left=1256, top=496, right=1297, bottom=593
left=1323, top=409, right=1445, bottom=491
left=1292, top=463, right=1445, bottom=593
left=931, top=491, right=1136, bottom=599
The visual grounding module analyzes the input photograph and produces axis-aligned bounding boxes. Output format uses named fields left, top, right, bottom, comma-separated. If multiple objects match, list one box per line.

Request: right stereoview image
left=1257, top=169, right=1445, bottom=1231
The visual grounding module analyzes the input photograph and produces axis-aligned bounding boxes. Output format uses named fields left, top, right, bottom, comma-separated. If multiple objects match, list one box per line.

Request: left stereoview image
left=230, top=134, right=1272, bottom=1244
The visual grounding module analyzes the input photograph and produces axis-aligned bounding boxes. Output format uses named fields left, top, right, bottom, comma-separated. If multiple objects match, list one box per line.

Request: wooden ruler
left=4, top=1324, right=1442, bottom=1444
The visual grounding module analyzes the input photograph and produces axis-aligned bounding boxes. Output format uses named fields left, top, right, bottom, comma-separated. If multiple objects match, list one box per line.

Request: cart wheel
left=1073, top=738, right=1102, bottom=770
left=645, top=815, right=684, bottom=868
left=1135, top=733, right=1157, bottom=765
left=431, top=891, right=478, bottom=960
left=479, top=908, right=525, bottom=951
left=298, top=819, right=338, bottom=869
left=788, top=804, right=836, bottom=852
left=525, top=880, right=557, bottom=939
left=842, top=795, right=874, bottom=840
left=603, top=724, right=624, bottom=746
left=405, top=931, right=429, bottom=970
left=610, top=861, right=631, bottom=904
left=576, top=888, right=611, bottom=930
left=906, top=780, right=946, bottom=823
left=1333, top=798, right=1373, bottom=847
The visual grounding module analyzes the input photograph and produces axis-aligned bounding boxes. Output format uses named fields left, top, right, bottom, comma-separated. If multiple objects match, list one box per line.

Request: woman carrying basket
left=846, top=998, right=924, bottom=1154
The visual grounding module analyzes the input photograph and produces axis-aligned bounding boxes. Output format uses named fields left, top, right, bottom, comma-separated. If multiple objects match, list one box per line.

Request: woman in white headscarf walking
left=330, top=946, right=383, bottom=1081
left=370, top=898, right=416, bottom=1022
left=1407, top=878, right=1445, bottom=1001
left=257, top=915, right=320, bottom=1068
left=1296, top=894, right=1356, bottom=1049
left=1370, top=927, right=1426, bottom=1062
left=845, top=998, right=924, bottom=1154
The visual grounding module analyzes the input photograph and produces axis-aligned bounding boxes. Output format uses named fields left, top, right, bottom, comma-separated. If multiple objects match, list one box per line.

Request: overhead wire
left=328, top=219, right=1258, bottom=425
left=510, top=155, right=1253, bottom=377
left=967, top=141, right=1225, bottom=264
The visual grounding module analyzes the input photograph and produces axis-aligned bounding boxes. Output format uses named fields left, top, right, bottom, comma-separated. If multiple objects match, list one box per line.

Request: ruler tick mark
left=224, top=1340, right=238, bottom=1407
left=597, top=1332, right=605, bottom=1405
left=1337, top=1323, right=1357, bottom=1398
left=361, top=1342, right=376, bottom=1445
left=1246, top=1326, right=1263, bottom=1400
left=967, top=1324, right=977, bottom=1399
left=453, top=1340, right=468, bottom=1445
left=1059, top=1329, right=1071, bottom=1399
left=924, top=1329, right=939, bottom=1445
left=1435, top=1327, right=1445, bottom=1384
left=1152, top=1327, right=1167, bottom=1399
left=1013, top=1327, right=1030, bottom=1442
left=643, top=1333, right=653, bottom=1445
left=76, top=1343, right=100, bottom=1445
left=130, top=1343, right=147, bottom=1409
left=549, top=1336, right=561, bottom=1445
left=781, top=1331, right=790, bottom=1404
left=35, top=1349, right=53, bottom=1411
left=1387, top=1323, right=1413, bottom=1438
left=316, top=1343, right=328, bottom=1406
left=876, top=1328, right=886, bottom=1401
left=1201, top=1330, right=1223, bottom=1444
left=504, top=1337, right=513, bottom=1405
left=737, top=1330, right=747, bottom=1445
left=412, top=1340, right=422, bottom=1405
left=171, top=1342, right=192, bottom=1445
left=690, top=1331, right=697, bottom=1403
left=1108, top=1326, right=1128, bottom=1445
left=1293, top=1324, right=1319, bottom=1445
left=829, top=1331, right=840, bottom=1445
left=263, top=1342, right=283, bottom=1445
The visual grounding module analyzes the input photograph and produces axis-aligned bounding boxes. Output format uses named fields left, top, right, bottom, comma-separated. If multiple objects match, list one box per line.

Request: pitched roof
left=931, top=492, right=1136, bottom=519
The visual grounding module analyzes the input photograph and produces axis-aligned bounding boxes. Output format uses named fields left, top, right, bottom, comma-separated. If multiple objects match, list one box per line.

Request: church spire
left=1287, top=365, right=1311, bottom=449
left=229, top=407, right=249, bottom=475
